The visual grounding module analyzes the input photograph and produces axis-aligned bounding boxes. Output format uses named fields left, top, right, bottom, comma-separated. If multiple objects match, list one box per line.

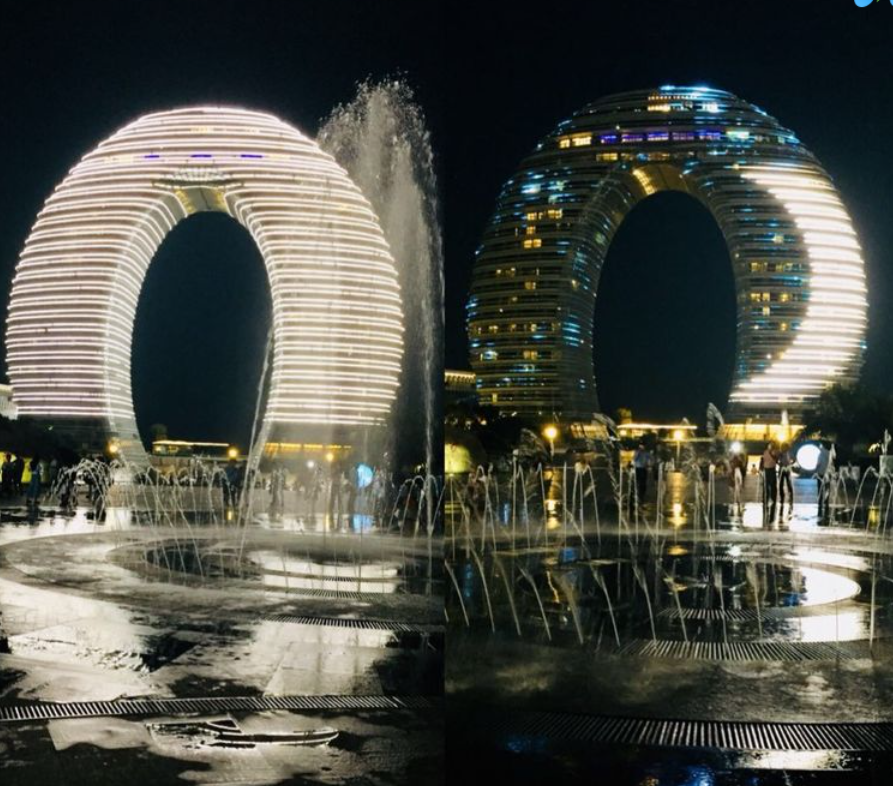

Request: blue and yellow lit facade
left=467, top=87, right=867, bottom=423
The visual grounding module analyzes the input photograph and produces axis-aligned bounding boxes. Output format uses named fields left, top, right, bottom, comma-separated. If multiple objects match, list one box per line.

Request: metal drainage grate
left=486, top=710, right=893, bottom=751
left=260, top=613, right=442, bottom=634
left=658, top=606, right=842, bottom=622
left=267, top=587, right=366, bottom=600
left=0, top=694, right=440, bottom=723
left=618, top=638, right=872, bottom=662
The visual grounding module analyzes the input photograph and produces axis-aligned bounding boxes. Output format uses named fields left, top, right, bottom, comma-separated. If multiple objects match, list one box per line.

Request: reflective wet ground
left=446, top=474, right=893, bottom=783
left=0, top=505, right=443, bottom=784
left=446, top=730, right=893, bottom=785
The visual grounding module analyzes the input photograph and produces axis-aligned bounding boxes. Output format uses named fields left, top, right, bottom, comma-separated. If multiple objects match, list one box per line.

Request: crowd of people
left=0, top=450, right=421, bottom=532
left=221, top=459, right=418, bottom=531
left=0, top=453, right=64, bottom=507
left=628, top=439, right=837, bottom=521
left=758, top=440, right=833, bottom=519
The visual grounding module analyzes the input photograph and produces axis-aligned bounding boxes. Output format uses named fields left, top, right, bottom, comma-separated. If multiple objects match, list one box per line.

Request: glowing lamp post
left=543, top=424, right=558, bottom=461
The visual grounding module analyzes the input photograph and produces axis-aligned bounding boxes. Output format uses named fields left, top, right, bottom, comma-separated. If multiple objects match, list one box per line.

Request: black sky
left=443, top=1, right=892, bottom=422
left=0, top=1, right=444, bottom=445
left=1, top=2, right=891, bottom=439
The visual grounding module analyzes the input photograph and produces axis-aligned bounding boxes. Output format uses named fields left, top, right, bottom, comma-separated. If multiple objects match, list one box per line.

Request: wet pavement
left=446, top=475, right=893, bottom=782
left=0, top=505, right=443, bottom=784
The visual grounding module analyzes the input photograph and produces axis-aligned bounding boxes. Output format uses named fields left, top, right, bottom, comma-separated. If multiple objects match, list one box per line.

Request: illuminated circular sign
left=796, top=443, right=822, bottom=472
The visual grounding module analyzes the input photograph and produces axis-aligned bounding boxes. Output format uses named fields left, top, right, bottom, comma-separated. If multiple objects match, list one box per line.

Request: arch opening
left=592, top=190, right=736, bottom=423
left=131, top=212, right=272, bottom=450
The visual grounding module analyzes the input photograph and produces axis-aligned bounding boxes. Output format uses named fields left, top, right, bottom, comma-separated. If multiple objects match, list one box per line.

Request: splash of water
left=319, top=78, right=443, bottom=475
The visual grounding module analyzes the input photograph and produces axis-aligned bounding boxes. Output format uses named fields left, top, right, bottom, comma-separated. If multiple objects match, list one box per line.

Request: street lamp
left=543, top=424, right=558, bottom=460
left=227, top=446, right=239, bottom=460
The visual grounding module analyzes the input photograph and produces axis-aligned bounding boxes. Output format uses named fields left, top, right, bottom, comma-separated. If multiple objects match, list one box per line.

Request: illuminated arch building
left=468, top=87, right=867, bottom=427
left=7, top=107, right=403, bottom=461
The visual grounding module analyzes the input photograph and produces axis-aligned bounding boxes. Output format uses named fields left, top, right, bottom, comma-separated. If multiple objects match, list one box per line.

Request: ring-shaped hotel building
left=7, top=107, right=403, bottom=462
left=467, top=87, right=867, bottom=426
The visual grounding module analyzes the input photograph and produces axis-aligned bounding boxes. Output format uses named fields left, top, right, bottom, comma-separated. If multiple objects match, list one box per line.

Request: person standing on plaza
left=632, top=442, right=653, bottom=504
left=729, top=450, right=747, bottom=512
left=13, top=454, right=25, bottom=496
left=815, top=442, right=832, bottom=518
left=48, top=457, right=59, bottom=491
left=777, top=442, right=794, bottom=511
left=25, top=455, right=41, bottom=506
left=760, top=442, right=778, bottom=519
left=223, top=458, right=240, bottom=507
left=0, top=453, right=11, bottom=497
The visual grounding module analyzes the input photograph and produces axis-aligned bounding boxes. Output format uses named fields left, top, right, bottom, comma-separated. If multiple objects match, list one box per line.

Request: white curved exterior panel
left=7, top=107, right=403, bottom=459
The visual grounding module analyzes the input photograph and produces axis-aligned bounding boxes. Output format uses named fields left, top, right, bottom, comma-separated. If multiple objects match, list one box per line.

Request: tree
left=802, top=383, right=893, bottom=459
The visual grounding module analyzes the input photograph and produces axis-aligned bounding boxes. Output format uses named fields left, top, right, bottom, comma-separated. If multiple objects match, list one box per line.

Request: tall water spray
left=319, top=79, right=443, bottom=474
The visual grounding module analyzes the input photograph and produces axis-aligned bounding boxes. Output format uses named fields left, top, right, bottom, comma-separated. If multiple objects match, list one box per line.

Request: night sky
left=443, top=2, right=892, bottom=423
left=1, top=2, right=891, bottom=441
left=0, top=1, right=444, bottom=446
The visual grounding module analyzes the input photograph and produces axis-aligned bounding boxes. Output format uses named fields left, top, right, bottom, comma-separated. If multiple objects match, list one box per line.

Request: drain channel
left=618, top=638, right=872, bottom=661
left=260, top=613, right=442, bottom=633
left=0, top=694, right=440, bottom=723
left=482, top=710, right=893, bottom=751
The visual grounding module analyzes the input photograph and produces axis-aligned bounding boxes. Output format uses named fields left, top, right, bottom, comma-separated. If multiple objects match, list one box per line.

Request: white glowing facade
left=468, top=87, right=867, bottom=422
left=733, top=166, right=866, bottom=409
left=7, top=107, right=403, bottom=460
